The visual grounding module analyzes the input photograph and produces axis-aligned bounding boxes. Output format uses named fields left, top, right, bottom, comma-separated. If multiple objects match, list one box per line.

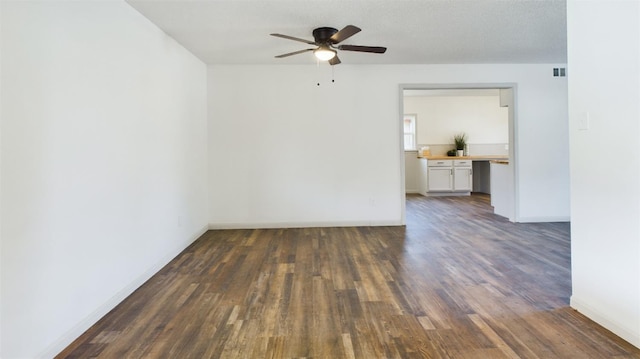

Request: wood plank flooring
left=58, top=194, right=640, bottom=358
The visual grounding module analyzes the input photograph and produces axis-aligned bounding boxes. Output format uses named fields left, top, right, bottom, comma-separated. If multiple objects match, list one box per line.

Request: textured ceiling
left=125, top=0, right=567, bottom=65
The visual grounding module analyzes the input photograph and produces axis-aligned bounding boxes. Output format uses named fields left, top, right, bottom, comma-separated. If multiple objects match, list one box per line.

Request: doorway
left=398, top=84, right=518, bottom=225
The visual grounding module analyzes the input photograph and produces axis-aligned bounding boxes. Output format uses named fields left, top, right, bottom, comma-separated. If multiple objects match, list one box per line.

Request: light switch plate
left=578, top=111, right=590, bottom=130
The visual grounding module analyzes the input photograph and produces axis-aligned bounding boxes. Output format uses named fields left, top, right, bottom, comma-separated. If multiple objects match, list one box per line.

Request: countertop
left=418, top=155, right=509, bottom=161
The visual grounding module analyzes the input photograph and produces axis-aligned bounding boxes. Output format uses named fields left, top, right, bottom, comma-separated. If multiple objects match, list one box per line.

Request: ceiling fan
left=270, top=25, right=387, bottom=65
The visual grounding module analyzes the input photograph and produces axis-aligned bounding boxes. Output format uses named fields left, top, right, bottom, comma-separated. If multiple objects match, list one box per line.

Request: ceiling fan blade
left=329, top=55, right=341, bottom=66
left=275, top=48, right=314, bottom=58
left=329, top=25, right=361, bottom=44
left=270, top=33, right=316, bottom=45
left=338, top=45, right=387, bottom=54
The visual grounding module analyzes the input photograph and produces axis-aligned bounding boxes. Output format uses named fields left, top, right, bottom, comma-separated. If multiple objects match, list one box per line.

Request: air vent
left=553, top=68, right=566, bottom=77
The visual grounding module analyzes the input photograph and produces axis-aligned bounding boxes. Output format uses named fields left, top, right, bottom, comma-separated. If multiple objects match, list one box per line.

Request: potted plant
left=453, top=133, right=467, bottom=156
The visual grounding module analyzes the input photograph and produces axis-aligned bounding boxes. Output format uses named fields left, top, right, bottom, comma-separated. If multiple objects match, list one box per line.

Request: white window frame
left=403, top=114, right=417, bottom=151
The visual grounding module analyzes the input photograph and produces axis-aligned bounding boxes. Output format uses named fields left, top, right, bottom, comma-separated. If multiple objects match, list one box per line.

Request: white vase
left=457, top=150, right=464, bottom=157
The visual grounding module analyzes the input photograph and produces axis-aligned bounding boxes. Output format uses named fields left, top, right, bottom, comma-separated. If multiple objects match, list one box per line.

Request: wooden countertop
left=418, top=155, right=509, bottom=161
left=490, top=160, right=510, bottom=165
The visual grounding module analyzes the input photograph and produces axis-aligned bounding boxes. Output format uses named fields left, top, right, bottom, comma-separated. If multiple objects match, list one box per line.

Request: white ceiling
left=125, top=0, right=567, bottom=66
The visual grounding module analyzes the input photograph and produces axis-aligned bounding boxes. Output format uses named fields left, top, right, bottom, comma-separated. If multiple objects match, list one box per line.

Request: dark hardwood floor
left=58, top=194, right=640, bottom=358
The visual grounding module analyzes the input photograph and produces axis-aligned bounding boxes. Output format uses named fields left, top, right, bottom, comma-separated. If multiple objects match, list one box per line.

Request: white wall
left=0, top=1, right=208, bottom=357
left=0, top=2, right=3, bottom=355
left=568, top=0, right=640, bottom=348
left=207, top=63, right=568, bottom=227
left=404, top=95, right=508, bottom=145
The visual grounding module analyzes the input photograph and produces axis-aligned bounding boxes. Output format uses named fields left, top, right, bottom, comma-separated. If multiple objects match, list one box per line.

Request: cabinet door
left=428, top=167, right=452, bottom=191
left=404, top=152, right=419, bottom=193
left=453, top=167, right=473, bottom=191
left=418, top=159, right=428, bottom=195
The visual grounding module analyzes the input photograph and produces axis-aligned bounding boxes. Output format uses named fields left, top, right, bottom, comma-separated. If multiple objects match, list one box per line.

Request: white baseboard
left=570, top=296, right=640, bottom=349
left=209, top=220, right=403, bottom=230
left=425, top=192, right=471, bottom=197
left=39, top=226, right=208, bottom=358
left=516, top=215, right=570, bottom=223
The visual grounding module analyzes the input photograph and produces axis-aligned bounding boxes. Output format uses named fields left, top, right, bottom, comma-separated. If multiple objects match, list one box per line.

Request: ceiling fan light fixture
left=314, top=46, right=336, bottom=61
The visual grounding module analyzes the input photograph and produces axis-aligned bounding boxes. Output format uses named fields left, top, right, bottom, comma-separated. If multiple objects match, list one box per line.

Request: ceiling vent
left=553, top=68, right=566, bottom=77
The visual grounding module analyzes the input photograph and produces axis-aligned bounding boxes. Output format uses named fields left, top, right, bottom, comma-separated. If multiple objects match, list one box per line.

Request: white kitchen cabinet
left=453, top=160, right=473, bottom=192
left=427, top=160, right=452, bottom=192
left=428, top=167, right=453, bottom=191
left=420, top=159, right=472, bottom=196
left=490, top=161, right=513, bottom=220
left=418, top=158, right=428, bottom=195
left=404, top=151, right=420, bottom=193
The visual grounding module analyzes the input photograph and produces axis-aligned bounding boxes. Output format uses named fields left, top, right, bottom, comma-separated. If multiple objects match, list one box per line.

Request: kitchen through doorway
left=398, top=84, right=517, bottom=224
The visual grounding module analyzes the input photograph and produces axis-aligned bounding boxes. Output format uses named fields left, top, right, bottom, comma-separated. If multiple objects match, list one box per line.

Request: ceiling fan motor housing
left=313, top=27, right=338, bottom=44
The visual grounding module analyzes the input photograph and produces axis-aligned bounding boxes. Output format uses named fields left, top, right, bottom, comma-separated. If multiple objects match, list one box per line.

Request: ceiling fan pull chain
left=332, top=66, right=335, bottom=83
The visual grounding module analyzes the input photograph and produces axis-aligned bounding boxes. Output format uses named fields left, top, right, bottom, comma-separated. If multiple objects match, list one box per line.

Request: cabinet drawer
left=454, top=160, right=472, bottom=167
left=428, top=160, right=452, bottom=167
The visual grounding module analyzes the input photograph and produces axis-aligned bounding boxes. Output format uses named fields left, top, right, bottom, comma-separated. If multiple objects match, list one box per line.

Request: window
left=403, top=114, right=417, bottom=150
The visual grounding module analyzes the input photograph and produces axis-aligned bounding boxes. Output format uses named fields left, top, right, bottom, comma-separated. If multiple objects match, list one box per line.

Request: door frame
left=398, top=83, right=519, bottom=224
